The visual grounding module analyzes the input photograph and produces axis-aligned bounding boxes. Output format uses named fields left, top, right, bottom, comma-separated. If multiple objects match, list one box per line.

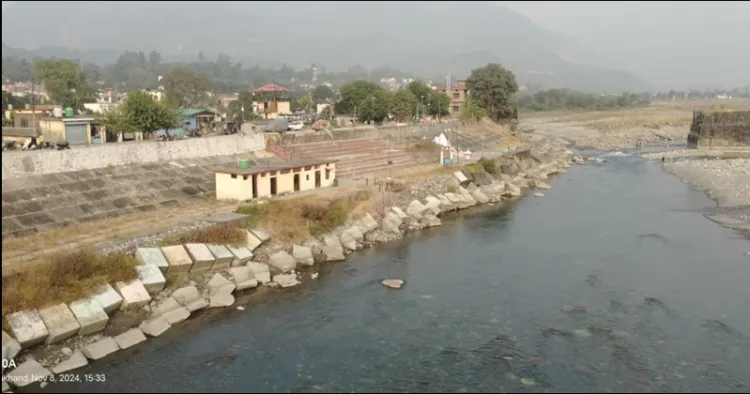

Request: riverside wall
left=1, top=133, right=267, bottom=180
left=687, top=110, right=750, bottom=149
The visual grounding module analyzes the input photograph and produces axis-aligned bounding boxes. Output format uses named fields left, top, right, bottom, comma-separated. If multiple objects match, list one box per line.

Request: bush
left=158, top=223, right=247, bottom=247
left=304, top=200, right=351, bottom=237
left=2, top=249, right=139, bottom=316
left=479, top=158, right=497, bottom=174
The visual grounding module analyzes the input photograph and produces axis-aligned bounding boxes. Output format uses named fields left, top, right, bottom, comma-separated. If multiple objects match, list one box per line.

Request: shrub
left=479, top=158, right=497, bottom=174
left=158, top=223, right=247, bottom=247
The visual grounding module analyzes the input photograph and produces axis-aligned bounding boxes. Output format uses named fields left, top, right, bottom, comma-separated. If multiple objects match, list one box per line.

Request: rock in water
left=382, top=279, right=404, bottom=289
left=534, top=192, right=545, bottom=197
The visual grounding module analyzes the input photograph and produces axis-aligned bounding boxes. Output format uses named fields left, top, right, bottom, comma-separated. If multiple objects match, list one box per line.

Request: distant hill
left=2, top=1, right=651, bottom=93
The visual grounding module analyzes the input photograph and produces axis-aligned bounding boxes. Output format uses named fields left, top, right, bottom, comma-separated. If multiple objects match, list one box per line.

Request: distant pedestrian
left=661, top=156, right=665, bottom=163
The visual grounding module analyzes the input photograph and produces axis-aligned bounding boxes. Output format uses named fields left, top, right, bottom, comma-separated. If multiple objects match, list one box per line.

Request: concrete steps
left=272, top=138, right=421, bottom=179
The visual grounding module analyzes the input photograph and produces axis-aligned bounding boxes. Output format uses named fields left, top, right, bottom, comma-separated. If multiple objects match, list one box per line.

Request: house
left=38, top=115, right=103, bottom=145
left=252, top=84, right=292, bottom=120
left=182, top=108, right=216, bottom=130
left=215, top=159, right=337, bottom=201
left=216, top=93, right=239, bottom=107
left=434, top=80, right=468, bottom=115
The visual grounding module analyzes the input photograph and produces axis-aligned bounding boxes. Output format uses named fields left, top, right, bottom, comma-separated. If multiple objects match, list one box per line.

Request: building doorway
left=293, top=173, right=300, bottom=192
left=315, top=171, right=321, bottom=188
left=252, top=175, right=258, bottom=199
left=270, top=177, right=277, bottom=196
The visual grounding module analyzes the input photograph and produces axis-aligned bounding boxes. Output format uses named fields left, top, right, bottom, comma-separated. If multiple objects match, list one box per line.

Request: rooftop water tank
left=53, top=106, right=63, bottom=118
left=238, top=159, right=250, bottom=169
left=64, top=107, right=74, bottom=117
left=7, top=104, right=12, bottom=110
left=24, top=104, right=30, bottom=110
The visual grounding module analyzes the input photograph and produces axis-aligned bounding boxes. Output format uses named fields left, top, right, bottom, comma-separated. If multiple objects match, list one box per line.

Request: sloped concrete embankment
left=1, top=154, right=273, bottom=240
left=2, top=141, right=584, bottom=391
left=1, top=133, right=266, bottom=180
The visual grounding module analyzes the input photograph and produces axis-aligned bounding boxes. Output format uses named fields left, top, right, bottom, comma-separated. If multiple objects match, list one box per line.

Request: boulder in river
left=382, top=279, right=405, bottom=289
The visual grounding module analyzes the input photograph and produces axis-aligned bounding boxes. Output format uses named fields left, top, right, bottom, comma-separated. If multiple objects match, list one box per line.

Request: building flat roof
left=215, top=158, right=338, bottom=176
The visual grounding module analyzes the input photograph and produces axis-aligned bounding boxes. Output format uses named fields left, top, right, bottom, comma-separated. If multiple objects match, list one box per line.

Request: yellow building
left=38, top=116, right=103, bottom=145
left=215, top=159, right=338, bottom=201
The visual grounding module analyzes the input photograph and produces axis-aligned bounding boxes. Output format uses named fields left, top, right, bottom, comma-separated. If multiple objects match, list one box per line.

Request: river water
left=42, top=152, right=750, bottom=393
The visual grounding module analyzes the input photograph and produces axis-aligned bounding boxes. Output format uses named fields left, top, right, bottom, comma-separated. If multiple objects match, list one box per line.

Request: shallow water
left=40, top=154, right=750, bottom=393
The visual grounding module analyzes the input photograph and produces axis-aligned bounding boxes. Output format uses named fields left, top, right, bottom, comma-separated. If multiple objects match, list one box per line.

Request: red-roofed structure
left=252, top=83, right=290, bottom=93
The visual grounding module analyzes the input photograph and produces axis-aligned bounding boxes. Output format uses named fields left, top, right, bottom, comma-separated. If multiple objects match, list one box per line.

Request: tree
left=356, top=89, right=391, bottom=123
left=226, top=92, right=259, bottom=123
left=296, top=95, right=312, bottom=114
left=33, top=58, right=94, bottom=110
left=161, top=67, right=213, bottom=108
left=312, top=85, right=335, bottom=103
left=407, top=80, right=449, bottom=117
left=466, top=63, right=519, bottom=121
left=97, top=91, right=181, bottom=136
left=390, top=89, right=418, bottom=122
left=459, top=98, right=486, bottom=123
left=337, top=80, right=383, bottom=115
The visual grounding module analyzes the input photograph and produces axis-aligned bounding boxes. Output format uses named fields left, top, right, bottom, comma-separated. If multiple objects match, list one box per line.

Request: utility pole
left=31, top=60, right=36, bottom=136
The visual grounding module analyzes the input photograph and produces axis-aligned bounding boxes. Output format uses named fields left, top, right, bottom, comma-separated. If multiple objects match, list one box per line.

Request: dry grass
left=2, top=249, right=139, bottom=316
left=235, top=191, right=371, bottom=242
left=158, top=223, right=247, bottom=247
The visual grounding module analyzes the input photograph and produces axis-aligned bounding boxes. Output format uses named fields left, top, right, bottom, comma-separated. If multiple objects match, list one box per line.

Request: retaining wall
left=266, top=121, right=459, bottom=147
left=1, top=133, right=266, bottom=180
left=687, top=110, right=750, bottom=149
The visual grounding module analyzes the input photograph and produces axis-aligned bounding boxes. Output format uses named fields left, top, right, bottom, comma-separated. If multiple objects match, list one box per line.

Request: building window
left=243, top=175, right=248, bottom=180
left=452, top=105, right=460, bottom=112
left=325, top=169, right=330, bottom=180
left=306, top=174, right=310, bottom=181
left=20, top=118, right=29, bottom=127
left=231, top=174, right=237, bottom=179
left=453, top=92, right=460, bottom=99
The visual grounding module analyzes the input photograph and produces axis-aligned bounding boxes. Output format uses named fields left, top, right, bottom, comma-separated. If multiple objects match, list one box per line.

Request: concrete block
left=2, top=331, right=22, bottom=360
left=6, top=310, right=49, bottom=348
left=360, top=213, right=379, bottom=233
left=160, top=245, right=193, bottom=274
left=171, top=286, right=208, bottom=312
left=68, top=299, right=108, bottom=336
left=162, top=306, right=191, bottom=325
left=272, top=273, right=301, bottom=288
left=244, top=230, right=263, bottom=251
left=114, top=328, right=147, bottom=349
left=136, top=264, right=167, bottom=295
left=135, top=247, right=169, bottom=272
left=247, top=262, right=271, bottom=284
left=92, top=283, right=123, bottom=314
left=249, top=228, right=271, bottom=244
left=268, top=250, right=297, bottom=273
left=51, top=350, right=88, bottom=374
left=292, top=244, right=314, bottom=266
left=322, top=245, right=346, bottom=261
left=38, top=304, right=81, bottom=344
left=229, top=266, right=259, bottom=291
left=114, top=280, right=152, bottom=310
left=207, top=273, right=236, bottom=295
left=152, top=297, right=182, bottom=316
left=454, top=171, right=469, bottom=184
left=205, top=212, right=249, bottom=227
left=227, top=245, right=253, bottom=267
left=390, top=206, right=408, bottom=220
left=139, top=316, right=171, bottom=337
left=207, top=244, right=234, bottom=269
left=81, top=337, right=119, bottom=360
left=5, top=359, right=51, bottom=388
left=182, top=243, right=214, bottom=272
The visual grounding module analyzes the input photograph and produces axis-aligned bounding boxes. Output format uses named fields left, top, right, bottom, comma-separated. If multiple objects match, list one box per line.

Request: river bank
left=32, top=143, right=750, bottom=393
left=1, top=134, right=583, bottom=392
left=641, top=149, right=750, bottom=240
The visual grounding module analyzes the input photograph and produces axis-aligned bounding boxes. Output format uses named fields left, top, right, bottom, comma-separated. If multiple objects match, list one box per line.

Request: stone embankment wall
left=1, top=133, right=267, bottom=180
left=266, top=121, right=458, bottom=147
left=687, top=110, right=750, bottom=149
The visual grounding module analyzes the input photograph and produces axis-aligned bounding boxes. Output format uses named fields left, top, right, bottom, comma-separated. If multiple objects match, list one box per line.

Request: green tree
left=466, top=63, right=519, bottom=121
left=312, top=85, right=335, bottom=103
left=297, top=95, right=312, bottom=113
left=33, top=58, right=94, bottom=110
left=162, top=67, right=213, bottom=108
left=337, top=80, right=383, bottom=115
left=98, top=91, right=181, bottom=136
left=226, top=92, right=260, bottom=123
left=459, top=98, right=486, bottom=123
left=390, top=89, right=418, bottom=122
left=406, top=80, right=433, bottom=103
left=427, top=91, right=450, bottom=117
left=356, top=89, right=391, bottom=123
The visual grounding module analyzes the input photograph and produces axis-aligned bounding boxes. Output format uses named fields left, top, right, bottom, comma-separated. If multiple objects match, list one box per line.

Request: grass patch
left=2, top=249, right=139, bottom=316
left=158, top=223, right=247, bottom=247
left=234, top=192, right=370, bottom=242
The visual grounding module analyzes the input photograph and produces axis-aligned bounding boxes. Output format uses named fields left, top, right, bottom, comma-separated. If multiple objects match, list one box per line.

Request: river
left=40, top=152, right=750, bottom=393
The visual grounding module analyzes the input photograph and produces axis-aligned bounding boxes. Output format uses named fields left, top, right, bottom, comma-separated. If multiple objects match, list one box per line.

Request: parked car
left=288, top=121, right=304, bottom=131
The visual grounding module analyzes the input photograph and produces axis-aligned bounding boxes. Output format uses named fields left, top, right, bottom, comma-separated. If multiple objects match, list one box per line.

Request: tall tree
left=312, top=85, right=335, bottom=103
left=98, top=90, right=181, bottom=135
left=390, top=89, right=418, bottom=122
left=356, top=89, right=391, bottom=123
left=226, top=92, right=259, bottom=123
left=33, top=58, right=94, bottom=110
left=337, top=80, right=382, bottom=115
left=466, top=63, right=519, bottom=121
left=162, top=67, right=213, bottom=108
